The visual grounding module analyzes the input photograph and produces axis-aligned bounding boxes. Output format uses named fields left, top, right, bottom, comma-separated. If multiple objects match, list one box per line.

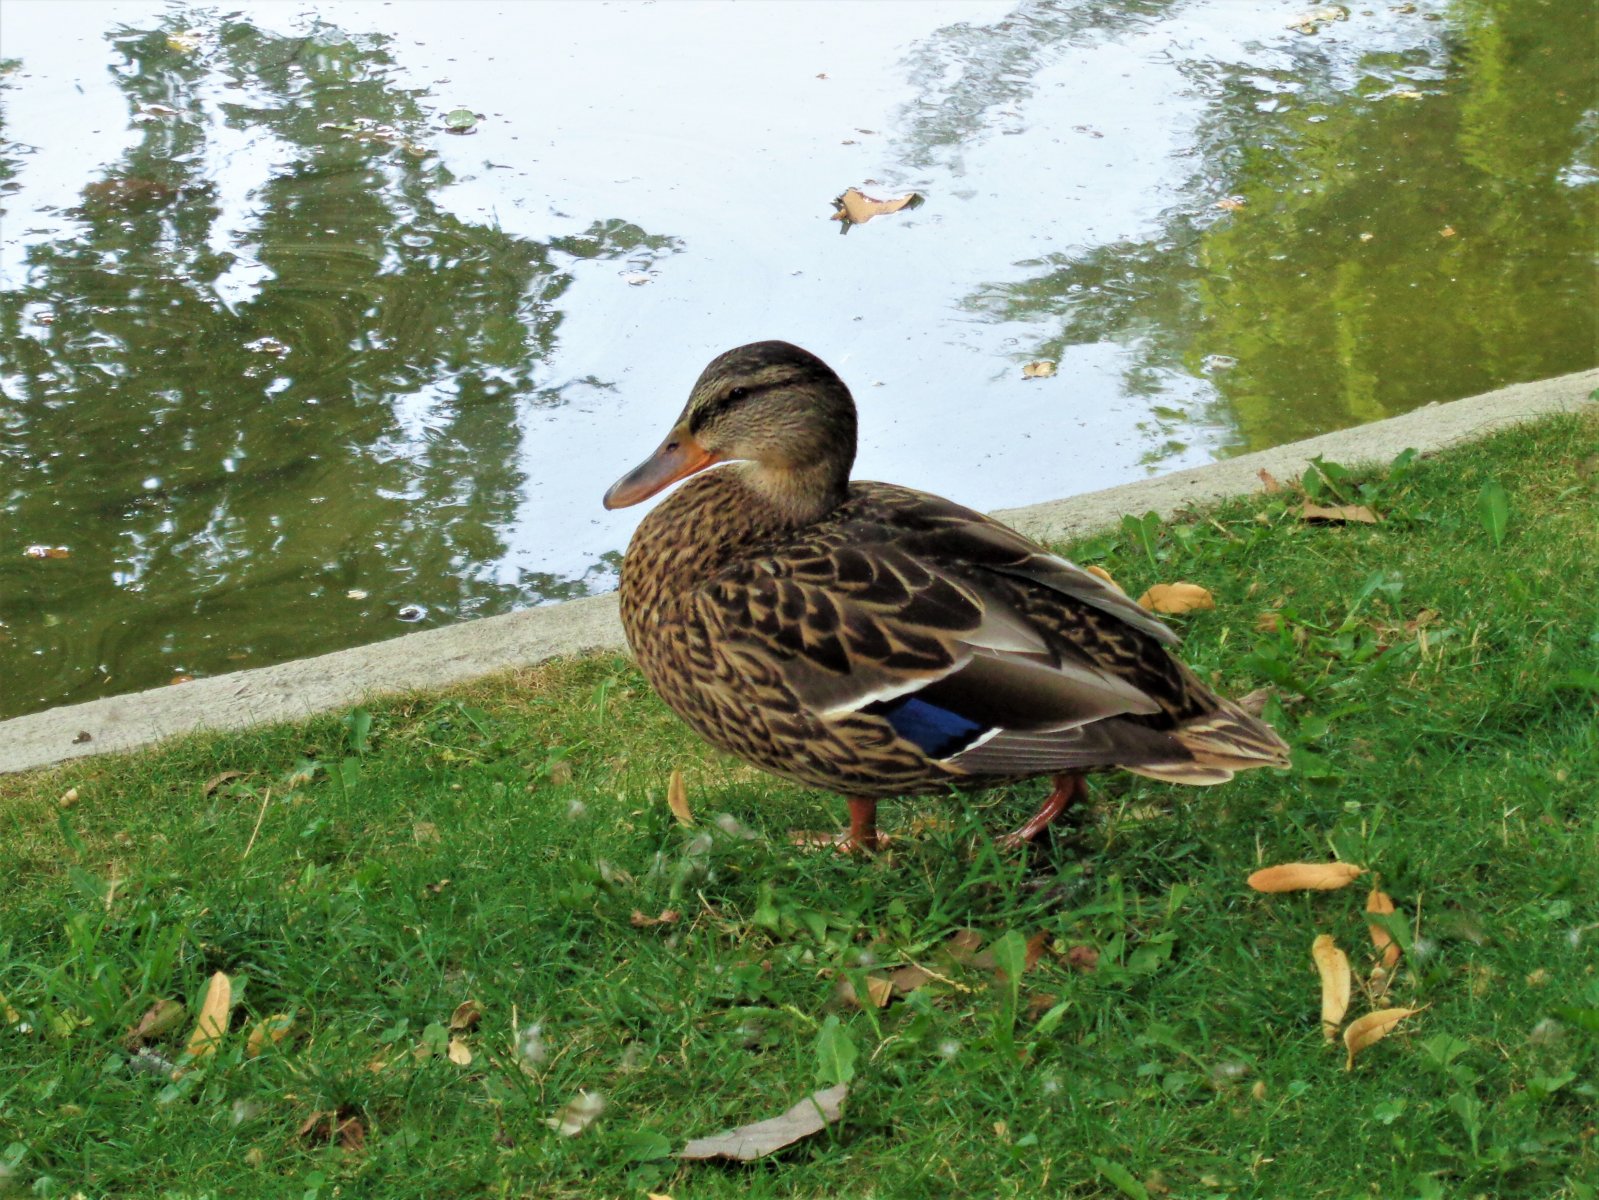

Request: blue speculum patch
left=869, top=694, right=988, bottom=759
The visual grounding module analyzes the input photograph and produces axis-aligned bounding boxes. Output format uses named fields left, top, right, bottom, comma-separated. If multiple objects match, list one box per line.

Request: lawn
left=2, top=412, right=1596, bottom=1199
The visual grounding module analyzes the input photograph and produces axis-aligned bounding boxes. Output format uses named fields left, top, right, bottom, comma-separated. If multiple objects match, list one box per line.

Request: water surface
left=1, top=0, right=1594, bottom=719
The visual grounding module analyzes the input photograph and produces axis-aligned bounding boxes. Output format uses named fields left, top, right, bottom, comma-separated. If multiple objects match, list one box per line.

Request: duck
left=603, top=341, right=1289, bottom=851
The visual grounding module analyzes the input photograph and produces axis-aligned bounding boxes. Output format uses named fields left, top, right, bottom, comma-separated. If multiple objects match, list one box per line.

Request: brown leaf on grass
left=1, top=994, right=20, bottom=1024
left=202, top=770, right=245, bottom=796
left=297, top=1107, right=366, bottom=1152
left=246, top=1013, right=293, bottom=1057
left=630, top=908, right=681, bottom=928
left=1300, top=502, right=1381, bottom=524
left=830, top=187, right=920, bottom=228
left=1247, top=862, right=1365, bottom=892
left=1258, top=468, right=1285, bottom=494
left=667, top=769, right=694, bottom=827
left=1311, top=934, right=1352, bottom=1039
left=1083, top=564, right=1122, bottom=592
left=886, top=963, right=936, bottom=995
left=449, top=1000, right=484, bottom=1031
left=185, top=971, right=233, bottom=1059
left=1366, top=887, right=1402, bottom=970
left=412, top=821, right=440, bottom=844
left=942, top=929, right=985, bottom=966
left=1137, top=583, right=1215, bottom=614
left=1343, top=1007, right=1424, bottom=1070
left=1235, top=687, right=1275, bottom=717
left=1066, top=944, right=1100, bottom=972
left=447, top=1037, right=473, bottom=1066
left=125, top=998, right=186, bottom=1047
left=546, top=1089, right=605, bottom=1136
left=1021, top=360, right=1057, bottom=379
left=680, top=1083, right=847, bottom=1161
left=839, top=973, right=895, bottom=1010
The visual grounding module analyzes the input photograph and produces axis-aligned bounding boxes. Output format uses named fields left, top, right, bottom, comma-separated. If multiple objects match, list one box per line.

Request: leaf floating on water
left=1300, top=503, right=1380, bottom=524
left=1214, top=195, right=1248, bottom=211
left=1311, top=934, right=1351, bottom=1039
left=443, top=107, right=479, bottom=133
left=1344, top=1007, right=1424, bottom=1070
left=830, top=187, right=922, bottom=231
left=1136, top=583, right=1215, bottom=614
left=666, top=769, right=694, bottom=827
left=166, top=29, right=204, bottom=53
left=1247, top=862, right=1365, bottom=892
left=546, top=1089, right=605, bottom=1136
left=1021, top=360, right=1056, bottom=379
left=1288, top=5, right=1348, bottom=34
left=24, top=545, right=71, bottom=559
left=680, top=1083, right=847, bottom=1161
left=185, top=971, right=233, bottom=1060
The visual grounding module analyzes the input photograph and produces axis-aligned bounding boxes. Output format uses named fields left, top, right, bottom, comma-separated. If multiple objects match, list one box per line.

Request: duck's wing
left=693, top=485, right=1249, bottom=779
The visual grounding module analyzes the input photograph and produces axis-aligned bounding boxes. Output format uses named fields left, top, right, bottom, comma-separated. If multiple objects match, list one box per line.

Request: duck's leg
left=997, top=774, right=1085, bottom=849
left=790, top=796, right=881, bottom=853
left=841, top=796, right=880, bottom=853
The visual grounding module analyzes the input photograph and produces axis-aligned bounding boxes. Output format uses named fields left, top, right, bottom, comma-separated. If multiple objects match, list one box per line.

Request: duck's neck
left=733, top=459, right=851, bottom=528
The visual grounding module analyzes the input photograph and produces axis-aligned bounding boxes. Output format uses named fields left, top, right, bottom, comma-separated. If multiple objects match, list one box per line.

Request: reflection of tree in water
left=893, top=0, right=1177, bottom=173
left=962, top=0, right=1597, bottom=452
left=0, top=17, right=678, bottom=716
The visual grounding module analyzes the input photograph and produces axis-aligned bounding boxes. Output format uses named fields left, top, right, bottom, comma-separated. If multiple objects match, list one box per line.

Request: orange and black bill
left=602, top=426, right=721, bottom=509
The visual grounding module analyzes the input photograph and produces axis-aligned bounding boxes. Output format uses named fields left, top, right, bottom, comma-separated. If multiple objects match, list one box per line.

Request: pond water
left=1, top=0, right=1594, bottom=721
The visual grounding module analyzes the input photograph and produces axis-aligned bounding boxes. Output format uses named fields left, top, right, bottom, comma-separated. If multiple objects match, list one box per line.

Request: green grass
left=3, top=414, right=1597, bottom=1200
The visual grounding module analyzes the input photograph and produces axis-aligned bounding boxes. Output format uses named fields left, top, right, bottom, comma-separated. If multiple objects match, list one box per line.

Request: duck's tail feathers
left=1170, top=703, right=1293, bottom=773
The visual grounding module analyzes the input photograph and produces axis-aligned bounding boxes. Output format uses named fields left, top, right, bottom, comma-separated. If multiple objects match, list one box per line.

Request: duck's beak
left=602, top=426, right=722, bottom=509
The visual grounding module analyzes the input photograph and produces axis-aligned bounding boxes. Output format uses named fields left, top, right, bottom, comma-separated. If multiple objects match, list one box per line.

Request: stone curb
left=3, top=368, right=1594, bottom=776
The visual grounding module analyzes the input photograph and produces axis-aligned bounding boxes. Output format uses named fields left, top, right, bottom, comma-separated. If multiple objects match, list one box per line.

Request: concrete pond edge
left=4, top=367, right=1596, bottom=776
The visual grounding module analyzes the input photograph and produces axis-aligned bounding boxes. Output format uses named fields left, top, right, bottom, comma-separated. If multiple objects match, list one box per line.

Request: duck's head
left=603, top=341, right=858, bottom=523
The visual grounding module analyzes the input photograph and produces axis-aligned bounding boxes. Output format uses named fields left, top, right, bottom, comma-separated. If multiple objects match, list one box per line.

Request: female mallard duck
left=604, top=341, right=1289, bottom=851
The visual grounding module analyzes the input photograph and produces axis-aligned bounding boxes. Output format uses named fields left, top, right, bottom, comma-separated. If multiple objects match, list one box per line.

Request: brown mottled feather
left=612, top=341, right=1289, bottom=806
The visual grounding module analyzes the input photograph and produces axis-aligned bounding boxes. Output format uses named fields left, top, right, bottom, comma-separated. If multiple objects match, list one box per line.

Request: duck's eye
left=728, top=386, right=748, bottom=401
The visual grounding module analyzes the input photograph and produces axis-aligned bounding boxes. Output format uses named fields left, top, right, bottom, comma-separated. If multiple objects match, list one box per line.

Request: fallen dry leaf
left=886, top=963, right=936, bottom=995
left=58, top=787, right=80, bottom=809
left=1215, top=195, right=1247, bottom=211
left=1366, top=887, right=1401, bottom=970
left=1311, top=934, right=1352, bottom=1040
left=943, top=929, right=985, bottom=966
left=630, top=908, right=681, bottom=928
left=449, top=1000, right=484, bottom=1031
left=1235, top=687, right=1274, bottom=717
left=667, top=769, right=694, bottom=827
left=1300, top=502, right=1380, bottom=524
left=246, top=1013, right=293, bottom=1057
left=185, top=971, right=233, bottom=1059
left=840, top=973, right=895, bottom=1009
left=412, top=820, right=440, bottom=844
left=1440, top=225, right=1457, bottom=238
left=1247, top=862, right=1365, bottom=892
left=201, top=770, right=244, bottom=796
left=1258, top=468, right=1284, bottom=494
left=447, top=1037, right=473, bottom=1066
left=23, top=544, right=71, bottom=559
left=1066, top=944, right=1100, bottom=972
left=680, top=1083, right=847, bottom=1161
left=1, top=993, right=20, bottom=1024
left=1137, top=582, right=1216, bottom=614
left=1289, top=5, right=1348, bottom=34
left=1021, top=360, right=1057, bottom=380
left=831, top=187, right=921, bottom=229
left=125, top=998, right=186, bottom=1048
left=1344, top=1007, right=1423, bottom=1070
left=297, top=1107, right=366, bottom=1152
left=546, top=1089, right=605, bottom=1136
